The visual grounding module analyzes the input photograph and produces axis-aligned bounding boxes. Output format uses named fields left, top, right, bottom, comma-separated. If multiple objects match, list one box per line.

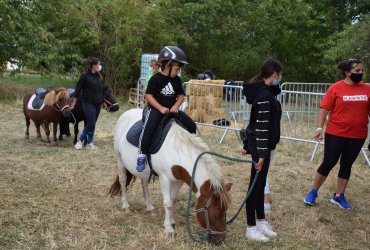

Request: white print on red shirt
left=342, top=95, right=368, bottom=101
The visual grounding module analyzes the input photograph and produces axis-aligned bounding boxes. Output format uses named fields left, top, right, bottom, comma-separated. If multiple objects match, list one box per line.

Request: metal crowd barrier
left=182, top=81, right=250, bottom=144
left=279, top=82, right=370, bottom=166
left=135, top=77, right=145, bottom=109
left=132, top=79, right=370, bottom=166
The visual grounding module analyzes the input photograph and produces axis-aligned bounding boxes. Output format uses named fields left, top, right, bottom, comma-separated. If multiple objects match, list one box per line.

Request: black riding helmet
left=158, top=46, right=189, bottom=65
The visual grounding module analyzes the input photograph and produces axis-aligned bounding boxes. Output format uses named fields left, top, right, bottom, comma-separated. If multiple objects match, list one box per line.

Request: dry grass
left=1, top=96, right=369, bottom=249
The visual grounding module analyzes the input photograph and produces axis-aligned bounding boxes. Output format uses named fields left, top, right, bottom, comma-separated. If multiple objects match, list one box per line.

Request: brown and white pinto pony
left=23, top=87, right=71, bottom=144
left=109, top=109, right=232, bottom=245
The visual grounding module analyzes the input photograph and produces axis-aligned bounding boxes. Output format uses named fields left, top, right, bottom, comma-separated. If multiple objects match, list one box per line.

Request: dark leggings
left=317, top=133, right=365, bottom=179
left=138, top=107, right=196, bottom=154
left=80, top=100, right=101, bottom=144
left=245, top=151, right=271, bottom=226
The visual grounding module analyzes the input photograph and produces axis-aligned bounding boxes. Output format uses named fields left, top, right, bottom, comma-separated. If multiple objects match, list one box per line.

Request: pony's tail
left=108, top=170, right=136, bottom=197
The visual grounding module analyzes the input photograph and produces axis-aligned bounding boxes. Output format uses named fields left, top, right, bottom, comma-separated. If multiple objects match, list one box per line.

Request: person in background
left=304, top=59, right=369, bottom=209
left=242, top=58, right=283, bottom=242
left=144, top=59, right=160, bottom=91
left=71, top=57, right=105, bottom=150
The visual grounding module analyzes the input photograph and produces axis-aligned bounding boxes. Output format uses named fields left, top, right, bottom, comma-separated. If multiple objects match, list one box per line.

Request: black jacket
left=75, top=72, right=104, bottom=104
left=242, top=81, right=282, bottom=158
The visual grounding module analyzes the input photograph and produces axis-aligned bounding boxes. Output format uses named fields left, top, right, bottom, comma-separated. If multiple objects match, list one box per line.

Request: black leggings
left=80, top=100, right=101, bottom=144
left=317, top=133, right=365, bottom=180
left=245, top=151, right=271, bottom=226
left=138, top=107, right=196, bottom=154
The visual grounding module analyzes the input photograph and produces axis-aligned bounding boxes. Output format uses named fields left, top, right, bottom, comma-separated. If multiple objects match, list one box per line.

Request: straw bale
left=188, top=94, right=222, bottom=110
left=187, top=84, right=223, bottom=97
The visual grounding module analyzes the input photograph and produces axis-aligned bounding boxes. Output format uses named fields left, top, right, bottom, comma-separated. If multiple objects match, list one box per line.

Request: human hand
left=314, top=128, right=323, bottom=141
left=254, top=158, right=265, bottom=172
left=241, top=149, right=248, bottom=155
left=159, top=106, right=170, bottom=114
left=170, top=105, right=179, bottom=113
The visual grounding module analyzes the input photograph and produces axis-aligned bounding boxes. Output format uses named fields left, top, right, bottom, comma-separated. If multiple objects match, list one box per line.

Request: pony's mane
left=219, top=188, right=232, bottom=209
left=55, top=87, right=68, bottom=101
left=44, top=88, right=68, bottom=106
left=170, top=123, right=224, bottom=193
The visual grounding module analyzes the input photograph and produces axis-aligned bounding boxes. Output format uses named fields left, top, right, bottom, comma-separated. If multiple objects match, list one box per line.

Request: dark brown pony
left=23, top=88, right=71, bottom=144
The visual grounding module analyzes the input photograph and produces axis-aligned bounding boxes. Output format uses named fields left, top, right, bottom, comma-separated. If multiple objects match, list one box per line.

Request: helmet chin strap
left=167, top=60, right=173, bottom=79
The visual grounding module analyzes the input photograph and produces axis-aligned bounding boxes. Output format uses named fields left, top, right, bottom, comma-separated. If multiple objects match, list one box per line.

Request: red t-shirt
left=320, top=80, right=370, bottom=139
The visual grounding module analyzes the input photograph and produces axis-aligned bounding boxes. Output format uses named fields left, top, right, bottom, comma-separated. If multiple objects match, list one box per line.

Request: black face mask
left=350, top=73, right=363, bottom=84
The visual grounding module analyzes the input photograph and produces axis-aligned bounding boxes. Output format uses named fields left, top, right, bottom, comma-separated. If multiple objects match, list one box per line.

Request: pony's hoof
left=146, top=209, right=156, bottom=216
left=164, top=227, right=176, bottom=235
left=122, top=208, right=131, bottom=215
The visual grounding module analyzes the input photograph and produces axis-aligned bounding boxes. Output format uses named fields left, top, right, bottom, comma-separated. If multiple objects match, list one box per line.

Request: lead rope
left=185, top=151, right=257, bottom=242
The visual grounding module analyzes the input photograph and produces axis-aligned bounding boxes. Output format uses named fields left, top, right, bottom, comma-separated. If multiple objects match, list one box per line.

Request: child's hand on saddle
left=170, top=105, right=179, bottom=113
left=159, top=106, right=170, bottom=114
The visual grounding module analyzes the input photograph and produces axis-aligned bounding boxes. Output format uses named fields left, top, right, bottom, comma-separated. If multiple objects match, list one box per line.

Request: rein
left=104, top=98, right=118, bottom=111
left=52, top=103, right=70, bottom=112
left=185, top=151, right=257, bottom=243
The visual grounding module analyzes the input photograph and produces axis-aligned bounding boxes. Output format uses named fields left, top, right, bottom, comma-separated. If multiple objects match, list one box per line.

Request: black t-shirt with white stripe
left=145, top=72, right=184, bottom=109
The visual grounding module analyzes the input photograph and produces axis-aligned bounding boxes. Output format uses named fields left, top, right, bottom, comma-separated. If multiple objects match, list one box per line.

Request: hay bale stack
left=185, top=79, right=226, bottom=123
left=188, top=95, right=222, bottom=110
left=187, top=79, right=225, bottom=97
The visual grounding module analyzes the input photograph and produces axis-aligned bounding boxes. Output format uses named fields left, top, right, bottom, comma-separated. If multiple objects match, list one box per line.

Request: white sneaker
left=86, top=143, right=96, bottom=150
left=245, top=226, right=269, bottom=242
left=74, top=140, right=83, bottom=150
left=256, top=220, right=277, bottom=238
left=264, top=203, right=272, bottom=214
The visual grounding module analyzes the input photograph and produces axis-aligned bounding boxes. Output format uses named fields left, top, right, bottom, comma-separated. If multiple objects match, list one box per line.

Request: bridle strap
left=52, top=103, right=70, bottom=112
left=104, top=98, right=118, bottom=107
left=195, top=196, right=227, bottom=236
left=103, top=98, right=118, bottom=111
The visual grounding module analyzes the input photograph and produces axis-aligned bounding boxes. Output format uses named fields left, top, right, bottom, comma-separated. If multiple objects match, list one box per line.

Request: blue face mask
left=272, top=77, right=281, bottom=86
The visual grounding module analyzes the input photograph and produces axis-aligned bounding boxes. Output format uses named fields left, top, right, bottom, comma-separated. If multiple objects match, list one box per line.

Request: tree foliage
left=1, top=0, right=369, bottom=89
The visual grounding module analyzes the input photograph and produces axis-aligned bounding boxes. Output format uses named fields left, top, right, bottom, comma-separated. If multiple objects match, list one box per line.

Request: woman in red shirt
left=304, top=59, right=369, bottom=209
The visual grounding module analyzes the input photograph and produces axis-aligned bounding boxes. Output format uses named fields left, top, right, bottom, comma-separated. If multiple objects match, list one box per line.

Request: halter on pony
left=52, top=102, right=70, bottom=112
left=103, top=98, right=119, bottom=111
left=196, top=195, right=228, bottom=239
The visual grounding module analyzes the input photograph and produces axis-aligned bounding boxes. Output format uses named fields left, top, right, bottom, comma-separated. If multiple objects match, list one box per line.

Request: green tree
left=323, top=15, right=370, bottom=82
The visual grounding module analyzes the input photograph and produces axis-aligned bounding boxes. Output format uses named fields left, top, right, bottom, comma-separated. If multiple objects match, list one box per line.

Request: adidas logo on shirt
left=160, top=82, right=175, bottom=96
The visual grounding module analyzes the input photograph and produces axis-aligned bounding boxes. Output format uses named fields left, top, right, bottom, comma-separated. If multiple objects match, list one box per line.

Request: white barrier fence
left=279, top=82, right=370, bottom=166
left=133, top=79, right=370, bottom=166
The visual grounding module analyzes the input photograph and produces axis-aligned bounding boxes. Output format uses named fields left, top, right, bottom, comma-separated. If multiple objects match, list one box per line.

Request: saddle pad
left=67, top=88, right=75, bottom=98
left=27, top=94, right=45, bottom=111
left=126, top=118, right=174, bottom=154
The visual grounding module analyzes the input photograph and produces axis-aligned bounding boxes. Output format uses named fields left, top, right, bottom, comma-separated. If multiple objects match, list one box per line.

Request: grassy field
left=0, top=75, right=369, bottom=249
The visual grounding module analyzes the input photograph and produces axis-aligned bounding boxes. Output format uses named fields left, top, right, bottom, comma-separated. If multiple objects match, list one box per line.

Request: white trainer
left=245, top=226, right=269, bottom=242
left=74, top=140, right=83, bottom=150
left=256, top=220, right=277, bottom=238
left=86, top=143, right=96, bottom=150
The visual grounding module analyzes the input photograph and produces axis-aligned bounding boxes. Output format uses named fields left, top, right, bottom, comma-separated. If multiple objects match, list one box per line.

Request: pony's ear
left=44, top=90, right=56, bottom=106
left=55, top=88, right=68, bottom=101
left=224, top=182, right=233, bottom=192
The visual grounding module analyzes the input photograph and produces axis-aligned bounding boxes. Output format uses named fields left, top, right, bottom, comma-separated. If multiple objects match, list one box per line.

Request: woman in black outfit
left=242, top=58, right=282, bottom=242
left=71, top=57, right=105, bottom=150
